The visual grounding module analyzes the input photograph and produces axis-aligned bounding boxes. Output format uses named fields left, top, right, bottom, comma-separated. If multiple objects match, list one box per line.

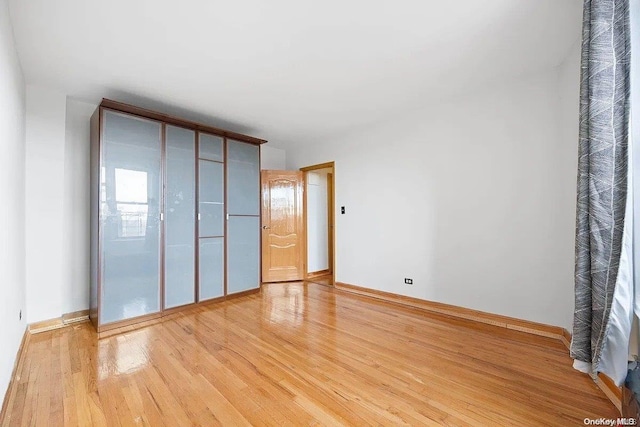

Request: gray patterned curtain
left=570, top=0, right=631, bottom=371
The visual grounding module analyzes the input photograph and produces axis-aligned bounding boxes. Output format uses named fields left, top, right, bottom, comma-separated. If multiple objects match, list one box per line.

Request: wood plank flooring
left=1, top=282, right=617, bottom=426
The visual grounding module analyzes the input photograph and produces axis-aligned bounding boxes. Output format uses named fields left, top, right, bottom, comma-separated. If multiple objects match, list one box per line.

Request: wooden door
left=261, top=171, right=304, bottom=282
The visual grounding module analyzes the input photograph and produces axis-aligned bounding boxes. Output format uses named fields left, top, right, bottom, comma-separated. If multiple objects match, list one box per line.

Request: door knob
left=262, top=225, right=270, bottom=229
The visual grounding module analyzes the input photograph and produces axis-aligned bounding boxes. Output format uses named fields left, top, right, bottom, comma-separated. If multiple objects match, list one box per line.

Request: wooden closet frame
left=90, top=99, right=266, bottom=334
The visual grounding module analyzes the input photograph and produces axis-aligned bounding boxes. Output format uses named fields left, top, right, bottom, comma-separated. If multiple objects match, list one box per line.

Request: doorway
left=301, top=162, right=335, bottom=286
left=260, top=162, right=335, bottom=285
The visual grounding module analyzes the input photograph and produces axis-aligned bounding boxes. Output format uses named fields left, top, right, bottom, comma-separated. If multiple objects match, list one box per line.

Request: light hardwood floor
left=1, top=282, right=617, bottom=426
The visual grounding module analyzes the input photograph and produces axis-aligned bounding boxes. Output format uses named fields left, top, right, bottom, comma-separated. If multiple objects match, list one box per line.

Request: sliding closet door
left=100, top=110, right=162, bottom=324
left=164, top=126, right=196, bottom=309
left=227, top=140, right=260, bottom=294
left=198, top=134, right=225, bottom=300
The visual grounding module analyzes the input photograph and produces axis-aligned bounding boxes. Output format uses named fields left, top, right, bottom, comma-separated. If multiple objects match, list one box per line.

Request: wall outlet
left=404, top=278, right=413, bottom=285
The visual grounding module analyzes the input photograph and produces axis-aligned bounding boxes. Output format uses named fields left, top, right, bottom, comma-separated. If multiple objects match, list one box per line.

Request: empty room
left=1, top=0, right=639, bottom=425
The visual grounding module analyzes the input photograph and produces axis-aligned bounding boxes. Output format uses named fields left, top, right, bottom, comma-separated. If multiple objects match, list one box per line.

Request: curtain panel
left=570, top=0, right=631, bottom=378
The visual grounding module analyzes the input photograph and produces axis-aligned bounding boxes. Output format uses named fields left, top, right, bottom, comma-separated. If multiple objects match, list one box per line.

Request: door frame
left=300, top=161, right=335, bottom=284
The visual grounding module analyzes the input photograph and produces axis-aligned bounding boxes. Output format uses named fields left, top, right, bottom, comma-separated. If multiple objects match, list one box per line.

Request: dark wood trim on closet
left=223, top=138, right=229, bottom=297
left=100, top=99, right=267, bottom=146
left=194, top=131, right=201, bottom=303
left=160, top=123, right=167, bottom=313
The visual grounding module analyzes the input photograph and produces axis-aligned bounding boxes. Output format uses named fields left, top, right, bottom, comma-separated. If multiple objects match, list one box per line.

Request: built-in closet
left=89, top=100, right=264, bottom=333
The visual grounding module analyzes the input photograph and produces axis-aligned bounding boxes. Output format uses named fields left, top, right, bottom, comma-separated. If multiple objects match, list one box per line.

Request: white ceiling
left=8, top=0, right=582, bottom=147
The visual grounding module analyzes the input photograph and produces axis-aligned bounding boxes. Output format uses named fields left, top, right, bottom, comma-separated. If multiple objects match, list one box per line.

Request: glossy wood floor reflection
left=3, top=283, right=617, bottom=426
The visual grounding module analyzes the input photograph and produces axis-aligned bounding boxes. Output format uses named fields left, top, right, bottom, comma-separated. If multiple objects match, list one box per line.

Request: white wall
left=24, top=94, right=95, bottom=323
left=287, top=69, right=580, bottom=330
left=62, top=99, right=94, bottom=314
left=261, top=145, right=286, bottom=170
left=307, top=170, right=329, bottom=272
left=0, top=0, right=26, bottom=406
left=25, top=86, right=67, bottom=322
left=556, top=41, right=582, bottom=331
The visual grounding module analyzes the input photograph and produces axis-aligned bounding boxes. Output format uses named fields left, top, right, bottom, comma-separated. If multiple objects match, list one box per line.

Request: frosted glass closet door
left=227, top=141, right=260, bottom=215
left=100, top=111, right=162, bottom=324
left=198, top=134, right=225, bottom=300
left=227, top=140, right=260, bottom=294
left=228, top=216, right=260, bottom=293
left=199, top=238, right=224, bottom=299
left=164, top=126, right=196, bottom=309
left=199, top=160, right=224, bottom=237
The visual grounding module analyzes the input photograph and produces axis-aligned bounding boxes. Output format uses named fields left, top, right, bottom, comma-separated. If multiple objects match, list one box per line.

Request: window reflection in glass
left=115, top=168, right=148, bottom=238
